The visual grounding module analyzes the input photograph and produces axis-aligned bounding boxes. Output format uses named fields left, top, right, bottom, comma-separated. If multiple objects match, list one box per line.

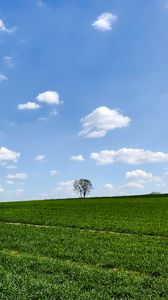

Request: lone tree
left=73, top=179, right=93, bottom=198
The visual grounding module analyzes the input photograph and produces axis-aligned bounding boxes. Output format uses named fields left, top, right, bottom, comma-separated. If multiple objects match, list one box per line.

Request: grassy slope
left=0, top=195, right=168, bottom=299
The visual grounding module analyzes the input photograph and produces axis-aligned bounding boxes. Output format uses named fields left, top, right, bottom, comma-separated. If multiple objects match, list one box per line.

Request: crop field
left=0, top=195, right=168, bottom=299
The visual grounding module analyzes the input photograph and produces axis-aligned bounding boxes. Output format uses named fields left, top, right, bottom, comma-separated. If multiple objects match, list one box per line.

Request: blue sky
left=1, top=0, right=168, bottom=201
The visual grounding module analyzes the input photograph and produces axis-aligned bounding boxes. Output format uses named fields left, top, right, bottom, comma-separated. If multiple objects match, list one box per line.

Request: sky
left=1, top=0, right=168, bottom=201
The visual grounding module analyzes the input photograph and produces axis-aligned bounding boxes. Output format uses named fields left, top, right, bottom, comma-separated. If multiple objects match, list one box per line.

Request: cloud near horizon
left=53, top=180, right=75, bottom=197
left=123, top=182, right=144, bottom=189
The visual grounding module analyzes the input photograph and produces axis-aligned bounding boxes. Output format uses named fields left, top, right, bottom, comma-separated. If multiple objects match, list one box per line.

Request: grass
left=0, top=195, right=168, bottom=299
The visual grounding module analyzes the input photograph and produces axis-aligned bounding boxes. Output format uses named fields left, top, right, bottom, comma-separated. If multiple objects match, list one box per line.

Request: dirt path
left=0, top=221, right=167, bottom=240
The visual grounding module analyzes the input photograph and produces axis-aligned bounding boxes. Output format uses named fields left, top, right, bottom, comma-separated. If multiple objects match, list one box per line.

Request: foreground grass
left=0, top=195, right=168, bottom=299
left=1, top=251, right=168, bottom=300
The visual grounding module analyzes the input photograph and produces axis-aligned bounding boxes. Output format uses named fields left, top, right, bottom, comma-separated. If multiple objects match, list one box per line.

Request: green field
left=0, top=195, right=168, bottom=299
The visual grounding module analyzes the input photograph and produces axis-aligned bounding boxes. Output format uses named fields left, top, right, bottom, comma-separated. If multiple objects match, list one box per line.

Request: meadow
left=0, top=195, right=168, bottom=299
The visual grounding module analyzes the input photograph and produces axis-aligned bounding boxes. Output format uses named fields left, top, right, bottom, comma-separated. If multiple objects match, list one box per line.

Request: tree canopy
left=73, top=179, right=93, bottom=198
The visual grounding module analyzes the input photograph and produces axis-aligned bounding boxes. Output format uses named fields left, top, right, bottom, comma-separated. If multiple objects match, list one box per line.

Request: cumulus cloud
left=0, top=74, right=8, bottom=82
left=53, top=180, right=75, bottom=197
left=70, top=154, right=84, bottom=161
left=50, top=170, right=59, bottom=176
left=99, top=183, right=115, bottom=196
left=37, top=117, right=49, bottom=122
left=49, top=108, right=58, bottom=116
left=7, top=180, right=14, bottom=185
left=0, top=147, right=20, bottom=162
left=101, top=183, right=114, bottom=191
left=35, top=155, right=46, bottom=161
left=6, top=165, right=17, bottom=170
left=125, top=170, right=161, bottom=184
left=90, top=148, right=168, bottom=165
left=3, top=56, right=14, bottom=68
left=0, top=185, right=4, bottom=192
left=79, top=106, right=130, bottom=138
left=40, top=193, right=48, bottom=199
left=56, top=180, right=74, bottom=190
left=123, top=182, right=144, bottom=189
left=6, top=173, right=27, bottom=180
left=0, top=19, right=16, bottom=33
left=38, top=108, right=58, bottom=122
left=92, top=12, right=118, bottom=31
left=16, top=188, right=24, bottom=195
left=100, top=183, right=115, bottom=194
left=36, top=91, right=62, bottom=105
left=125, top=169, right=153, bottom=180
left=18, top=101, right=40, bottom=110
left=157, top=182, right=167, bottom=188
left=163, top=170, right=168, bottom=176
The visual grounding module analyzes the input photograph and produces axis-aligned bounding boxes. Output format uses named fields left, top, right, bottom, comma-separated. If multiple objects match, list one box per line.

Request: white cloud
left=90, top=148, right=168, bottom=165
left=163, top=169, right=168, bottom=176
left=6, top=173, right=27, bottom=180
left=6, top=165, right=17, bottom=169
left=6, top=180, right=14, bottom=185
left=79, top=106, right=130, bottom=138
left=40, top=193, right=48, bottom=197
left=99, top=183, right=115, bottom=196
left=35, top=155, right=46, bottom=161
left=56, top=180, right=74, bottom=191
left=125, top=169, right=153, bottom=180
left=18, top=101, right=40, bottom=110
left=0, top=147, right=20, bottom=162
left=0, top=185, right=4, bottom=192
left=37, top=117, right=49, bottom=122
left=53, top=180, right=75, bottom=197
left=92, top=12, right=118, bottom=31
left=49, top=108, right=58, bottom=116
left=0, top=74, right=8, bottom=82
left=3, top=56, right=14, bottom=68
left=38, top=108, right=58, bottom=122
left=101, top=183, right=114, bottom=191
left=157, top=182, right=167, bottom=188
left=70, top=154, right=84, bottom=161
left=125, top=169, right=161, bottom=183
left=50, top=170, right=59, bottom=176
left=36, top=91, right=62, bottom=105
left=123, top=182, right=144, bottom=189
left=0, top=19, right=16, bottom=33
left=16, top=188, right=24, bottom=195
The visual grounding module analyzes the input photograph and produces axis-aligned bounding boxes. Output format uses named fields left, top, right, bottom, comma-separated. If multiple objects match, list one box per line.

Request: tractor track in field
left=0, top=221, right=168, bottom=240
left=0, top=248, right=160, bottom=279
